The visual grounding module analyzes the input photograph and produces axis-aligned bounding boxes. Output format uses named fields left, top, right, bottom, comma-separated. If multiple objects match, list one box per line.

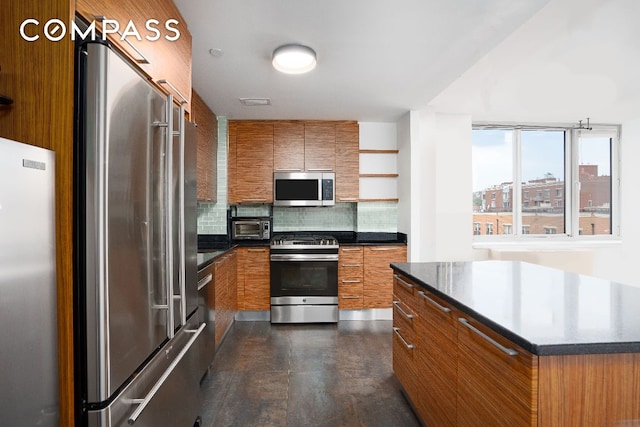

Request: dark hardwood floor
left=197, top=320, right=421, bottom=427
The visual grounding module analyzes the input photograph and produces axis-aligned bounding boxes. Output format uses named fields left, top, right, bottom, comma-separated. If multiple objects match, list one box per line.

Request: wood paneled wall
left=0, top=1, right=76, bottom=425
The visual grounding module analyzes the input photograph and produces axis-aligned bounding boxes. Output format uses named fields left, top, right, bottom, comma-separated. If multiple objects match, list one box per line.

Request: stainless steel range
left=270, top=235, right=339, bottom=323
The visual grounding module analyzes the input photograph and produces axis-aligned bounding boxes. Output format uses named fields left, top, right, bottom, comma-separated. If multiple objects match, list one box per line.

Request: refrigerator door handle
left=177, top=103, right=187, bottom=327
left=126, top=323, right=206, bottom=425
left=164, top=93, right=176, bottom=338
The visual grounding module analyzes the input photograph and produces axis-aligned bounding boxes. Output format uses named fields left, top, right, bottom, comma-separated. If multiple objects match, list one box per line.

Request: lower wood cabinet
left=338, top=246, right=364, bottom=309
left=236, top=247, right=270, bottom=311
left=393, top=272, right=535, bottom=427
left=214, top=250, right=237, bottom=349
left=363, top=246, right=407, bottom=308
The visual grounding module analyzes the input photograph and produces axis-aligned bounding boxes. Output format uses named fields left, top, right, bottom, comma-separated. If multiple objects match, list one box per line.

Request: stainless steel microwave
left=273, top=172, right=335, bottom=207
left=231, top=217, right=271, bottom=240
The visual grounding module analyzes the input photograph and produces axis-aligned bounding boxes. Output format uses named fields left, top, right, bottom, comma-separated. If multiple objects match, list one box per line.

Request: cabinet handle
left=247, top=248, right=267, bottom=253
left=307, top=168, right=333, bottom=172
left=197, top=274, right=213, bottom=291
left=157, top=79, right=188, bottom=105
left=339, top=198, right=358, bottom=202
left=458, top=318, right=518, bottom=356
left=392, top=301, right=414, bottom=320
left=95, top=16, right=150, bottom=64
left=274, top=168, right=303, bottom=172
left=341, top=279, right=361, bottom=283
left=341, top=295, right=361, bottom=299
left=392, top=327, right=415, bottom=350
left=371, top=247, right=399, bottom=251
left=341, top=248, right=362, bottom=252
left=393, top=275, right=414, bottom=290
left=240, top=199, right=268, bottom=203
left=418, top=291, right=451, bottom=313
left=341, top=264, right=361, bottom=268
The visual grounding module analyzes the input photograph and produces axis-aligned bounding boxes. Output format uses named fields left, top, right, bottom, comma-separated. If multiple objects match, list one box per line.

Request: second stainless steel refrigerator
left=75, top=41, right=202, bottom=426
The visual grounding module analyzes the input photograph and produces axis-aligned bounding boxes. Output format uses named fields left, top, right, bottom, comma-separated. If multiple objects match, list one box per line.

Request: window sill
left=472, top=238, right=622, bottom=251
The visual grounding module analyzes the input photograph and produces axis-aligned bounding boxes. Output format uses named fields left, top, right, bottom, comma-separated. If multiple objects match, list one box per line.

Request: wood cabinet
left=363, top=245, right=407, bottom=308
left=304, top=122, right=336, bottom=171
left=236, top=247, right=271, bottom=311
left=335, top=122, right=360, bottom=202
left=392, top=281, right=419, bottom=407
left=414, top=288, right=458, bottom=427
left=393, top=272, right=538, bottom=427
left=274, top=121, right=305, bottom=172
left=229, top=120, right=359, bottom=204
left=214, top=251, right=237, bottom=348
left=338, top=246, right=364, bottom=309
left=76, top=0, right=192, bottom=111
left=192, top=90, right=217, bottom=201
left=228, top=121, right=274, bottom=204
left=456, top=315, right=538, bottom=426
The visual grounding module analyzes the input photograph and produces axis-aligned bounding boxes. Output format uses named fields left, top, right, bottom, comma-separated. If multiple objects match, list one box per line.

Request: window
left=473, top=222, right=481, bottom=235
left=486, top=223, right=494, bottom=235
left=472, top=125, right=619, bottom=240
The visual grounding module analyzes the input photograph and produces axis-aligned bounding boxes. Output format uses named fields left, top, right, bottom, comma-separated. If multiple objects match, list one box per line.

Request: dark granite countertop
left=391, top=261, right=640, bottom=356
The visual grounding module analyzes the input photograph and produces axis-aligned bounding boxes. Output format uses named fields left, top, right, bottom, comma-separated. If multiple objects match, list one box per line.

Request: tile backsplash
left=197, top=118, right=399, bottom=234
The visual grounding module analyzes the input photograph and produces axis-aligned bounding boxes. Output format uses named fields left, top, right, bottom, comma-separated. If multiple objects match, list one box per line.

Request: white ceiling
left=174, top=0, right=550, bottom=122
left=429, top=0, right=640, bottom=124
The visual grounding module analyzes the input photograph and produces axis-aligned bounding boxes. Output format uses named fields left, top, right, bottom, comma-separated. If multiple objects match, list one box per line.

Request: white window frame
left=472, top=123, right=621, bottom=246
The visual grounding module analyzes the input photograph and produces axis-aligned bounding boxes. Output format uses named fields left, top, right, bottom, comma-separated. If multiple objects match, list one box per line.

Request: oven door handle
left=270, top=254, right=339, bottom=262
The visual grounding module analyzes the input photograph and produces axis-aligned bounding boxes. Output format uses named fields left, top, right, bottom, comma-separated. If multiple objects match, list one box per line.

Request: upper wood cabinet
left=274, top=121, right=305, bottom=172
left=229, top=120, right=359, bottom=204
left=228, top=121, right=274, bottom=204
left=335, top=122, right=360, bottom=202
left=192, top=90, right=217, bottom=202
left=304, top=122, right=336, bottom=171
left=76, top=0, right=192, bottom=111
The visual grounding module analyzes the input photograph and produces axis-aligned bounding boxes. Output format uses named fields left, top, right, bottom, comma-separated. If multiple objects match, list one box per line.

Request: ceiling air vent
left=239, top=98, right=271, bottom=106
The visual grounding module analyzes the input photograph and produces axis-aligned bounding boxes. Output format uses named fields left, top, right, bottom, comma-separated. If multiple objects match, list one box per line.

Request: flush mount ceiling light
left=272, top=44, right=317, bottom=74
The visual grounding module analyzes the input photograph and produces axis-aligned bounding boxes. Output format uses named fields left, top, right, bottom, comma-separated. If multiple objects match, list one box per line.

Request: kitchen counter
left=391, top=260, right=640, bottom=355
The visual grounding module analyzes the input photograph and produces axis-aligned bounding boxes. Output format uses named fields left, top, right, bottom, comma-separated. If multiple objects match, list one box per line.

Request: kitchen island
left=390, top=261, right=640, bottom=427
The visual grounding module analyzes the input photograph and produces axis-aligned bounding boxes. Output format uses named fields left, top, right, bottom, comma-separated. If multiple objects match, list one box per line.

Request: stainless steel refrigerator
left=0, top=137, right=59, bottom=426
left=75, top=41, right=202, bottom=426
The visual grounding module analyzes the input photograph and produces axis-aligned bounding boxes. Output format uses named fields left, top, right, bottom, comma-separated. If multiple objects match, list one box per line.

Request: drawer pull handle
left=95, top=16, right=150, bottom=65
left=157, top=79, right=188, bottom=105
left=197, top=274, right=212, bottom=291
left=393, top=275, right=414, bottom=290
left=392, top=301, right=414, bottom=320
left=248, top=248, right=267, bottom=253
left=341, top=295, right=361, bottom=299
left=458, top=318, right=518, bottom=356
left=371, top=247, right=399, bottom=251
left=418, top=291, right=451, bottom=313
left=393, top=327, right=415, bottom=350
left=341, top=279, right=361, bottom=283
left=341, top=248, right=362, bottom=252
left=341, top=264, right=361, bottom=268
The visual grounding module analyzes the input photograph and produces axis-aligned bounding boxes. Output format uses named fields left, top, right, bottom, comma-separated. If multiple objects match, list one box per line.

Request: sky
left=472, top=129, right=611, bottom=192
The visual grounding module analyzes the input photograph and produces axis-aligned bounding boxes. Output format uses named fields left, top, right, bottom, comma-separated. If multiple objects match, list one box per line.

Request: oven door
left=232, top=221, right=262, bottom=240
left=270, top=253, right=338, bottom=297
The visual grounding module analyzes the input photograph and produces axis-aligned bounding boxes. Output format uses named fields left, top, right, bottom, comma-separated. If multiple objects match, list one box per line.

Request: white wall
left=398, top=111, right=476, bottom=262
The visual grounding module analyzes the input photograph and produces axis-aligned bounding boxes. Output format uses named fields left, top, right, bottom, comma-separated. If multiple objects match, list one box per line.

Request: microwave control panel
left=322, top=179, right=334, bottom=201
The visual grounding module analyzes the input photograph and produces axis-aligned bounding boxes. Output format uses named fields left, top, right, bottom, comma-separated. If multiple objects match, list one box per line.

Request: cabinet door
left=214, top=255, right=229, bottom=349
left=335, top=122, right=359, bottom=202
left=274, top=121, right=305, bottom=172
left=192, top=90, right=217, bottom=201
left=233, top=122, right=274, bottom=203
left=237, top=247, right=270, bottom=311
left=304, top=123, right=335, bottom=171
left=363, top=246, right=407, bottom=308
left=415, top=288, right=458, bottom=427
left=392, top=289, right=418, bottom=404
left=456, top=316, right=538, bottom=427
left=338, top=246, right=364, bottom=309
left=76, top=0, right=192, bottom=111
